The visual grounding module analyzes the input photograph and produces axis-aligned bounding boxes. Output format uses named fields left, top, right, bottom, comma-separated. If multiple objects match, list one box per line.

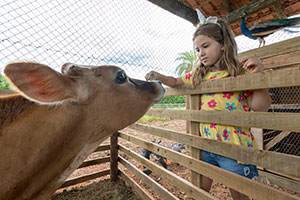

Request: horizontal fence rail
left=119, top=169, right=156, bottom=200
left=119, top=157, right=179, bottom=200
left=119, top=132, right=298, bottom=200
left=238, top=36, right=300, bottom=60
left=119, top=144, right=217, bottom=200
left=59, top=144, right=111, bottom=189
left=146, top=109, right=300, bottom=132
left=128, top=123, right=300, bottom=179
left=165, top=66, right=300, bottom=96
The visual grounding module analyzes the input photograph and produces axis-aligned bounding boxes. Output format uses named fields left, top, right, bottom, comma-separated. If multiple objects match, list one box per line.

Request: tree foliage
left=0, top=74, right=9, bottom=89
left=160, top=95, right=185, bottom=104
left=175, top=51, right=195, bottom=76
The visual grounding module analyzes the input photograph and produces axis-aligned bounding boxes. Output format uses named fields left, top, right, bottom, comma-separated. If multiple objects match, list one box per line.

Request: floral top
left=182, top=70, right=258, bottom=149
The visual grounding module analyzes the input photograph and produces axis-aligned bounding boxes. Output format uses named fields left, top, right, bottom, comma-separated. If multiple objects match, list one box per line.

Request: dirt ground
left=52, top=119, right=299, bottom=200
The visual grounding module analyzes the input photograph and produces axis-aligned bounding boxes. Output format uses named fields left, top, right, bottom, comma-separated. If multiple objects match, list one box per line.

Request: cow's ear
left=4, top=62, right=76, bottom=104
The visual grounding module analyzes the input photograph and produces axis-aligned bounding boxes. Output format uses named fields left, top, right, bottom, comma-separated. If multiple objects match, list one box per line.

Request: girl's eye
left=203, top=45, right=209, bottom=48
left=115, top=71, right=127, bottom=84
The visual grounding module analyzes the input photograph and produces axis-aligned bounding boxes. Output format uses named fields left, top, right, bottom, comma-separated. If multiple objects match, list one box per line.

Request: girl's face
left=194, top=35, right=224, bottom=70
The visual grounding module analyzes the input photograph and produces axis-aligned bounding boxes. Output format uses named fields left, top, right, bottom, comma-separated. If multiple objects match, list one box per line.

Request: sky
left=1, top=0, right=300, bottom=80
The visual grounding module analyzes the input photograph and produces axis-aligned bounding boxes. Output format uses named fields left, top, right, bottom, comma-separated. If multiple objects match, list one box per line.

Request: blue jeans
left=201, top=150, right=259, bottom=179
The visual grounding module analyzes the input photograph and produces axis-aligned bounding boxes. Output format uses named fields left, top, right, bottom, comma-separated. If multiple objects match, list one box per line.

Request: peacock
left=240, top=14, right=300, bottom=47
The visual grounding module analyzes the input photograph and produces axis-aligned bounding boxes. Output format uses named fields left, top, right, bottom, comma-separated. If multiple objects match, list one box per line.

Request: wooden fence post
left=110, top=132, right=119, bottom=182
left=189, top=94, right=203, bottom=188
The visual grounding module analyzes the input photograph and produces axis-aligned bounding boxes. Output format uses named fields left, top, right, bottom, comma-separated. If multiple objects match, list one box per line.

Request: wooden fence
left=59, top=36, right=300, bottom=199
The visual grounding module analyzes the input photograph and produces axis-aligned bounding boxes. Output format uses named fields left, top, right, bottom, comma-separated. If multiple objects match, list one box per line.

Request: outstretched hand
left=241, top=57, right=263, bottom=73
left=145, top=71, right=161, bottom=81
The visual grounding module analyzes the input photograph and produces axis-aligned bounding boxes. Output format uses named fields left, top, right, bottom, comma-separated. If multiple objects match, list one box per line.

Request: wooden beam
left=164, top=66, right=300, bottom=96
left=222, top=0, right=280, bottom=24
left=274, top=1, right=287, bottom=18
left=0, top=89, right=17, bottom=95
left=78, top=157, right=110, bottom=168
left=238, top=36, right=300, bottom=60
left=189, top=95, right=202, bottom=188
left=265, top=131, right=291, bottom=150
left=127, top=124, right=300, bottom=178
left=60, top=169, right=110, bottom=188
left=259, top=170, right=300, bottom=193
left=119, top=169, right=156, bottom=200
left=146, top=109, right=300, bottom=132
left=94, top=144, right=110, bottom=152
left=221, top=0, right=233, bottom=12
left=119, top=157, right=179, bottom=200
left=119, top=134, right=299, bottom=200
left=119, top=144, right=217, bottom=200
left=110, top=132, right=119, bottom=182
left=146, top=0, right=198, bottom=25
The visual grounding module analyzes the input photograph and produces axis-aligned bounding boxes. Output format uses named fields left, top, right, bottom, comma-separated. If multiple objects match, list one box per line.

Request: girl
left=145, top=17, right=271, bottom=200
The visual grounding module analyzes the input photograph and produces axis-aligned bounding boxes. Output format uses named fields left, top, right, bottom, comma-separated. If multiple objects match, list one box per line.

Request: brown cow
left=0, top=62, right=165, bottom=200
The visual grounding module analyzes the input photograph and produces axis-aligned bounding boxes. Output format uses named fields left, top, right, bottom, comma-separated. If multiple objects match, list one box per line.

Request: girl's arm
left=145, top=71, right=184, bottom=87
left=242, top=57, right=272, bottom=111
left=247, top=89, right=272, bottom=112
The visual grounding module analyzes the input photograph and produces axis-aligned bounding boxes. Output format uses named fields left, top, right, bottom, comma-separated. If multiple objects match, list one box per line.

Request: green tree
left=175, top=51, right=195, bottom=76
left=0, top=74, right=9, bottom=89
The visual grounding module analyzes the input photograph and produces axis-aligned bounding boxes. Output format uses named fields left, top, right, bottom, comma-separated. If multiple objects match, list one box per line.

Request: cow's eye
left=115, top=71, right=127, bottom=84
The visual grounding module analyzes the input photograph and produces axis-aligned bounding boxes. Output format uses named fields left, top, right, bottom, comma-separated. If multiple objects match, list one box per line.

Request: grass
left=138, top=115, right=169, bottom=122
left=51, top=179, right=137, bottom=200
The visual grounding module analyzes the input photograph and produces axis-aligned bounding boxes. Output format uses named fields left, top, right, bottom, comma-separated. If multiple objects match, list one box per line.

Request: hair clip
left=195, top=9, right=222, bottom=28
left=206, top=16, right=222, bottom=28
left=196, top=9, right=206, bottom=24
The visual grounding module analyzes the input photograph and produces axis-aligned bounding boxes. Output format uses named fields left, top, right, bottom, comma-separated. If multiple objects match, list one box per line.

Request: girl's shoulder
left=181, top=70, right=230, bottom=84
left=182, top=72, right=192, bottom=84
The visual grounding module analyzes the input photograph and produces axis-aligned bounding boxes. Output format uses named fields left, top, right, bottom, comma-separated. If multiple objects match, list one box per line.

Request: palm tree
left=175, top=51, right=195, bottom=76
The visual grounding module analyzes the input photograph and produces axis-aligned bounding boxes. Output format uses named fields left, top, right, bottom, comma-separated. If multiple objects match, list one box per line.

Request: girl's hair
left=191, top=19, right=243, bottom=86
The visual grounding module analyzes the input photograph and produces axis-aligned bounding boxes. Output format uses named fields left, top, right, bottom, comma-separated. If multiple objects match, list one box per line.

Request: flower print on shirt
left=225, top=102, right=237, bottom=111
left=209, top=72, right=222, bottom=80
left=237, top=93, right=245, bottom=104
left=206, top=93, right=215, bottom=97
left=216, top=133, right=222, bottom=141
left=222, top=129, right=230, bottom=141
left=210, top=124, right=216, bottom=129
left=207, top=100, right=217, bottom=108
left=185, top=73, right=192, bottom=80
left=243, top=105, right=249, bottom=112
left=243, top=90, right=252, bottom=97
left=244, top=139, right=253, bottom=147
left=223, top=92, right=234, bottom=99
left=204, top=128, right=211, bottom=136
left=234, top=128, right=247, bottom=136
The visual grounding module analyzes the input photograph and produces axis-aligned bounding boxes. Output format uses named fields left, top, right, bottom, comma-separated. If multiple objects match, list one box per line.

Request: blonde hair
left=191, top=19, right=243, bottom=86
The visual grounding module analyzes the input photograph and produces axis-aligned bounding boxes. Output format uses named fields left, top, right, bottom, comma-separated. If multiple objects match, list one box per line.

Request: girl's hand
left=241, top=57, right=263, bottom=73
left=145, top=71, right=161, bottom=81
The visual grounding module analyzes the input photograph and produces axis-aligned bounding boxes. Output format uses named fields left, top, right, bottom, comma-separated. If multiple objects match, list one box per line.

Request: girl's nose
left=200, top=49, right=205, bottom=56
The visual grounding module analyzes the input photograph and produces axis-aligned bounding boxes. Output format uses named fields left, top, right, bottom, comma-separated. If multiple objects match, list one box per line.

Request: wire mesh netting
left=1, top=1, right=299, bottom=156
left=264, top=86, right=300, bottom=156
left=1, top=0, right=195, bottom=79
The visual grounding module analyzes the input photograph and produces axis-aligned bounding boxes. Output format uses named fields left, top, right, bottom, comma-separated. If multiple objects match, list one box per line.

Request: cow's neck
left=0, top=94, right=109, bottom=200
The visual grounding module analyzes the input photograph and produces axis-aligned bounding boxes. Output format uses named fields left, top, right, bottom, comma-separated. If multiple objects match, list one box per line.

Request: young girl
left=145, top=17, right=271, bottom=200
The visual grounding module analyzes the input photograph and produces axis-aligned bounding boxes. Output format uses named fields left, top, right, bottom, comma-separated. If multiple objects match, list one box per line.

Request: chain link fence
left=264, top=87, right=300, bottom=156
left=1, top=1, right=299, bottom=156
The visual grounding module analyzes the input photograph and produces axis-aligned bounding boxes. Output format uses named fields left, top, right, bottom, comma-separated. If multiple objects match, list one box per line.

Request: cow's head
left=4, top=62, right=165, bottom=131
